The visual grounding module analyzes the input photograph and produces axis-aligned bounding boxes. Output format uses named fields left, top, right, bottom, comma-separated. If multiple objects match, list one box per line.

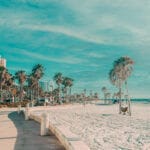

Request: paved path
left=0, top=109, right=65, bottom=150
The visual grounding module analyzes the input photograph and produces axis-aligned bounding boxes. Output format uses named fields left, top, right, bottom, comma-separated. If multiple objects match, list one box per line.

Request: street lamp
left=50, top=80, right=54, bottom=92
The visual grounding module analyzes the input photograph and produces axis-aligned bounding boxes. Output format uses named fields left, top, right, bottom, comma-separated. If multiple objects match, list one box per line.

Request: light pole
left=50, top=81, right=54, bottom=102
left=50, top=80, right=54, bottom=92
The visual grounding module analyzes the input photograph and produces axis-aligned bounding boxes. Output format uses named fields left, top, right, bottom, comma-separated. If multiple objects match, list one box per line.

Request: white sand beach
left=32, top=101, right=150, bottom=150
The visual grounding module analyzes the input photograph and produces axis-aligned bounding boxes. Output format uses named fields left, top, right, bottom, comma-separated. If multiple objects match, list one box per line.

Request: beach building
left=0, top=56, right=6, bottom=68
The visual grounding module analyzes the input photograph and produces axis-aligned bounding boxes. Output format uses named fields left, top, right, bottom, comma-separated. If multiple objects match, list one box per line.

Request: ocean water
left=109, top=98, right=150, bottom=105
left=131, top=99, right=150, bottom=104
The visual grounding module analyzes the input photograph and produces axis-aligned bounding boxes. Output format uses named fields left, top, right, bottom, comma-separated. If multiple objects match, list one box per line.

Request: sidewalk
left=0, top=109, right=65, bottom=150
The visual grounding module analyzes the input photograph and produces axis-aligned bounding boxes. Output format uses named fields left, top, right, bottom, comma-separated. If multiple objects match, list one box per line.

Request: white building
left=39, top=80, right=54, bottom=92
left=0, top=56, right=6, bottom=68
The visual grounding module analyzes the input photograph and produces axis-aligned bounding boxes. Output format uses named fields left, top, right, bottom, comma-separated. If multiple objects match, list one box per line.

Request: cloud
left=61, top=0, right=150, bottom=47
left=1, top=0, right=150, bottom=48
left=87, top=52, right=106, bottom=58
left=8, top=56, right=34, bottom=63
left=20, top=24, right=106, bottom=44
left=7, top=66, right=30, bottom=72
left=12, top=49, right=85, bottom=64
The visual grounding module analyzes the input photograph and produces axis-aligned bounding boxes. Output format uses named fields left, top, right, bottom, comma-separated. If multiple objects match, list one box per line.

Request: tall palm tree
left=62, top=77, right=74, bottom=102
left=52, top=88, right=59, bottom=103
left=101, top=86, right=107, bottom=104
left=4, top=72, right=14, bottom=93
left=5, top=78, right=14, bottom=100
left=0, top=66, right=6, bottom=90
left=0, top=67, right=12, bottom=101
left=15, top=70, right=26, bottom=101
left=62, top=77, right=74, bottom=95
left=11, top=84, right=17, bottom=101
left=31, top=64, right=44, bottom=99
left=27, top=74, right=37, bottom=100
left=53, top=72, right=63, bottom=87
left=109, top=56, right=134, bottom=115
left=32, top=64, right=44, bottom=80
left=53, top=72, right=63, bottom=102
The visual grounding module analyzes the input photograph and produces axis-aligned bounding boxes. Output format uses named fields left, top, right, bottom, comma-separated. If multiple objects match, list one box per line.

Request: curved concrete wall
left=28, top=112, right=90, bottom=150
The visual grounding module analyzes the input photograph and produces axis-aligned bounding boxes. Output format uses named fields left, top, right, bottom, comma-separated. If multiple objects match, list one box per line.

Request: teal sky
left=0, top=0, right=150, bottom=98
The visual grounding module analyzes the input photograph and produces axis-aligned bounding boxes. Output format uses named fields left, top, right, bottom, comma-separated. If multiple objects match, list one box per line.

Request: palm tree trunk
left=30, top=88, right=32, bottom=100
left=32, top=88, right=34, bottom=100
left=20, top=84, right=23, bottom=102
left=37, top=83, right=39, bottom=99
left=31, top=88, right=33, bottom=100
left=34, top=88, right=36, bottom=100
left=119, top=87, right=122, bottom=114
left=0, top=80, right=5, bottom=102
left=0, top=84, right=2, bottom=102
left=104, top=93, right=106, bottom=104
left=125, top=81, right=131, bottom=116
left=58, top=84, right=61, bottom=103
left=118, top=78, right=123, bottom=114
left=69, top=87, right=71, bottom=95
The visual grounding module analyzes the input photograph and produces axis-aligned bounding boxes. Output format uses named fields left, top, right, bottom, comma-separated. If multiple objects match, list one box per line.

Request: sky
left=0, top=0, right=150, bottom=98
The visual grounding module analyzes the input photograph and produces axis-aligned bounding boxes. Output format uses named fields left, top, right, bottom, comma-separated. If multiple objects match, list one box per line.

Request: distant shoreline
left=100, top=98, right=150, bottom=104
left=131, top=99, right=150, bottom=104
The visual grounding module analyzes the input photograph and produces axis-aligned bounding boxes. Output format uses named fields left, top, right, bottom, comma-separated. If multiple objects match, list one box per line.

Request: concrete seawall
left=24, top=106, right=90, bottom=150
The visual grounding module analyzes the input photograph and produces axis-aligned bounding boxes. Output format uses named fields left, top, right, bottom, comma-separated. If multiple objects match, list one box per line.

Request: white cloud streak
left=13, top=49, right=85, bottom=64
left=61, top=0, right=150, bottom=47
left=21, top=24, right=105, bottom=44
left=87, top=52, right=106, bottom=58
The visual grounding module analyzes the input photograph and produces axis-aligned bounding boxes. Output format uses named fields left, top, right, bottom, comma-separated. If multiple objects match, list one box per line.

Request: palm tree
left=0, top=67, right=6, bottom=90
left=31, top=64, right=44, bottom=99
left=0, top=67, right=14, bottom=101
left=101, top=86, right=107, bottom=104
left=11, top=84, right=17, bottom=101
left=62, top=77, right=74, bottom=102
left=15, top=70, right=26, bottom=101
left=27, top=74, right=37, bottom=100
left=109, top=56, right=134, bottom=115
left=32, top=64, right=44, bottom=80
left=52, top=88, right=59, bottom=103
left=62, top=77, right=74, bottom=95
left=4, top=72, right=14, bottom=94
left=68, top=78, right=73, bottom=95
left=62, top=87, right=67, bottom=101
left=53, top=72, right=63, bottom=102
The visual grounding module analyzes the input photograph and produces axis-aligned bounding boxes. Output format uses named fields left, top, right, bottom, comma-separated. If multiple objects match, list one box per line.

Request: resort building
left=0, top=56, right=6, bottom=68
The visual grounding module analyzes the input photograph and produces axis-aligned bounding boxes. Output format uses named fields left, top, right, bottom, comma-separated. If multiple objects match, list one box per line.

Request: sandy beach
left=32, top=102, right=150, bottom=150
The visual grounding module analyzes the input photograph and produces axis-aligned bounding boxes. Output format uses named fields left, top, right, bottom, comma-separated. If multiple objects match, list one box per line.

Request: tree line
left=0, top=64, right=74, bottom=103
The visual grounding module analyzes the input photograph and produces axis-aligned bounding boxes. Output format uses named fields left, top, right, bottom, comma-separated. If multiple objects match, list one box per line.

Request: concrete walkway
left=0, top=109, right=65, bottom=150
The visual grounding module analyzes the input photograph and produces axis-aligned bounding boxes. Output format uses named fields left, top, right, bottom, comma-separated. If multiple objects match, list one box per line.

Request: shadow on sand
left=8, top=112, right=65, bottom=150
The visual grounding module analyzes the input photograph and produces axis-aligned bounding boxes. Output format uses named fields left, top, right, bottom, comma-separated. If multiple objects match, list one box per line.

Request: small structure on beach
left=109, top=56, right=134, bottom=116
